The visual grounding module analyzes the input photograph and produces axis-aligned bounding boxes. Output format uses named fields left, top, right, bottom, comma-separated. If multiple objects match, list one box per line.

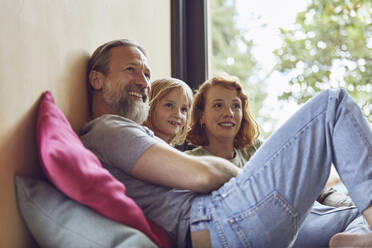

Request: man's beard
left=103, top=84, right=149, bottom=124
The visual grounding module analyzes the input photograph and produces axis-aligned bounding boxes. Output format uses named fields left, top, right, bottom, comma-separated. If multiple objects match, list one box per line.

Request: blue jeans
left=190, top=89, right=372, bottom=248
left=293, top=201, right=370, bottom=248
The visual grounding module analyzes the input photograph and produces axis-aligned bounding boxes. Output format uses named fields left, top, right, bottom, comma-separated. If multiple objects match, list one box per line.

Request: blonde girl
left=144, top=77, right=193, bottom=146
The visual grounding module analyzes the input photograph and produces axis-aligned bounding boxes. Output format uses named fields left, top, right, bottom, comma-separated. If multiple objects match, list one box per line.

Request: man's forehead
left=110, top=46, right=150, bottom=69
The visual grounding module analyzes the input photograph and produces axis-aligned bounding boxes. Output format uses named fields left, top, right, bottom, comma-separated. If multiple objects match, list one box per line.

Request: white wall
left=0, top=1, right=171, bottom=247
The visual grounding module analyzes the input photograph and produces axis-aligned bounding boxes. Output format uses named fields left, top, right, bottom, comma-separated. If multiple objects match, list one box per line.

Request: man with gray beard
left=80, top=39, right=372, bottom=248
left=87, top=39, right=150, bottom=124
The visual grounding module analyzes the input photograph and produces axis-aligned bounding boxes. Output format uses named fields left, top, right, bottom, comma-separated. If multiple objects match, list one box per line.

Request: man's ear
left=89, top=70, right=105, bottom=90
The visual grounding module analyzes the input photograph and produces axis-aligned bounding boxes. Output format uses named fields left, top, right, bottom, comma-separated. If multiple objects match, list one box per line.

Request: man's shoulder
left=81, top=114, right=148, bottom=135
left=93, top=114, right=140, bottom=127
left=79, top=114, right=158, bottom=150
left=79, top=115, right=161, bottom=175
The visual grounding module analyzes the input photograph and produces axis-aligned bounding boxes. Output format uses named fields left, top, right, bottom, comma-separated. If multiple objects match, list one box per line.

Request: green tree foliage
left=274, top=0, right=372, bottom=121
left=210, top=0, right=270, bottom=135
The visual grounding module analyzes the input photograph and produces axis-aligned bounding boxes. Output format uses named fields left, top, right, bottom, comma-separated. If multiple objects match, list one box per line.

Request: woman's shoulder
left=184, top=146, right=210, bottom=156
left=238, top=139, right=263, bottom=159
left=253, top=139, right=263, bottom=149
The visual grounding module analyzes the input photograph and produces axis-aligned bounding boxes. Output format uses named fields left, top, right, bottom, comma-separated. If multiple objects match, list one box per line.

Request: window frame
left=171, top=0, right=208, bottom=90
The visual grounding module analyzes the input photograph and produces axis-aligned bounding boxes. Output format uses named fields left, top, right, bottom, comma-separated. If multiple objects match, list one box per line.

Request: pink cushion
left=36, top=91, right=173, bottom=248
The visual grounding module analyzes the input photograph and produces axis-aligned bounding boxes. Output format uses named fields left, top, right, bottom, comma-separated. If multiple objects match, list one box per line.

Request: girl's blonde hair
left=187, top=75, right=260, bottom=149
left=144, top=77, right=193, bottom=146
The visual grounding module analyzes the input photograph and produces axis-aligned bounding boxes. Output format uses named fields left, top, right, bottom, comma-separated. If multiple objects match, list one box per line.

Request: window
left=172, top=0, right=372, bottom=135
left=171, top=0, right=208, bottom=90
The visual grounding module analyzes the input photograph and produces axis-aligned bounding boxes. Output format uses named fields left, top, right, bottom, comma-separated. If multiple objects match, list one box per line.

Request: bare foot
left=330, top=233, right=372, bottom=247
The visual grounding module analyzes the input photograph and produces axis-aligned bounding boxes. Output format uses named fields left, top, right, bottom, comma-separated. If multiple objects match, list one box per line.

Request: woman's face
left=152, top=87, right=189, bottom=143
left=201, top=85, right=243, bottom=144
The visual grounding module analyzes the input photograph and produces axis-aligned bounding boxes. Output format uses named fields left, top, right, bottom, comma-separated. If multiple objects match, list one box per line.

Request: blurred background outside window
left=209, top=0, right=372, bottom=191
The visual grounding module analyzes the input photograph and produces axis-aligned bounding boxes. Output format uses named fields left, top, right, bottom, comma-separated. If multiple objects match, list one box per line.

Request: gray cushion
left=14, top=176, right=157, bottom=248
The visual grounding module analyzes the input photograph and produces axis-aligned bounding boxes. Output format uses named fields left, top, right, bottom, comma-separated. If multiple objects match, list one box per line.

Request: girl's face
left=201, top=85, right=243, bottom=144
left=152, top=87, right=189, bottom=143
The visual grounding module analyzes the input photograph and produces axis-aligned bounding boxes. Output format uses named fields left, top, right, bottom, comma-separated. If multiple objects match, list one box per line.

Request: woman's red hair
left=187, top=75, right=260, bottom=149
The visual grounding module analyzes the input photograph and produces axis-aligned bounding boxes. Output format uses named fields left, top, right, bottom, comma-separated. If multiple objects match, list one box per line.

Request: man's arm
left=131, top=142, right=241, bottom=193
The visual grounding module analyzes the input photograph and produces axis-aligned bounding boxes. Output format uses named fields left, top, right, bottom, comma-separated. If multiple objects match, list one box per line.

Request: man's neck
left=91, top=95, right=115, bottom=119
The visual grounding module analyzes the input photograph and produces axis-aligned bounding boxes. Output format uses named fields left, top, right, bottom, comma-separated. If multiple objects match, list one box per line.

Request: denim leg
left=241, top=88, right=372, bottom=219
left=191, top=89, right=372, bottom=248
left=293, top=202, right=370, bottom=248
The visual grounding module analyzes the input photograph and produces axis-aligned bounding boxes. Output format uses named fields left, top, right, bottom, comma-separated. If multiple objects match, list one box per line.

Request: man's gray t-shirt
left=79, top=114, right=197, bottom=247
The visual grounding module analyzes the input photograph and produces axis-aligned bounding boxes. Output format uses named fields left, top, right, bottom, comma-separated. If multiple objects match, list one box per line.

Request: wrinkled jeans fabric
left=293, top=201, right=370, bottom=248
left=190, top=89, right=372, bottom=248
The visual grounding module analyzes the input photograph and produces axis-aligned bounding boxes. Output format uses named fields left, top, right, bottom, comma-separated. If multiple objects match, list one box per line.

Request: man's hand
left=131, top=143, right=241, bottom=193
